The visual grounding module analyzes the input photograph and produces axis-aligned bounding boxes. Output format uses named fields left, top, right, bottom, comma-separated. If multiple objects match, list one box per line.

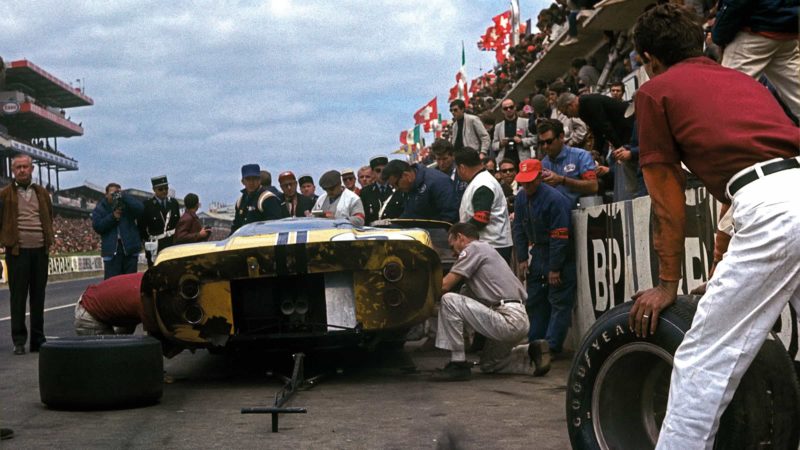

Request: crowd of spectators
left=51, top=215, right=100, bottom=254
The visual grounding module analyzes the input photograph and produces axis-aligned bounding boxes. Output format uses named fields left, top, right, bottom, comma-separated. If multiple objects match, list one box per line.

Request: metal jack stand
left=241, top=352, right=324, bottom=432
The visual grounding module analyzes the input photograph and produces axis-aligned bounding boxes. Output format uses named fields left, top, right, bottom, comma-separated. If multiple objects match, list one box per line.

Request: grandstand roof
left=491, top=0, right=654, bottom=117
left=59, top=182, right=105, bottom=202
left=4, top=60, right=93, bottom=108
left=0, top=136, right=79, bottom=170
left=0, top=102, right=84, bottom=139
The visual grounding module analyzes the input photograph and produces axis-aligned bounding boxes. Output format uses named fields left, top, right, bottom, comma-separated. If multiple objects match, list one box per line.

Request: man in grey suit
left=492, top=99, right=536, bottom=165
left=449, top=99, right=491, bottom=156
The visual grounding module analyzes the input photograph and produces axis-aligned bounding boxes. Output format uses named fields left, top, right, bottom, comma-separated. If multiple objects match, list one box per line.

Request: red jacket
left=174, top=210, right=210, bottom=244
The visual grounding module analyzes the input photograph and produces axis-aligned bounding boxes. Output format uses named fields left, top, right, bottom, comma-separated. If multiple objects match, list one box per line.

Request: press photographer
left=91, top=183, right=144, bottom=279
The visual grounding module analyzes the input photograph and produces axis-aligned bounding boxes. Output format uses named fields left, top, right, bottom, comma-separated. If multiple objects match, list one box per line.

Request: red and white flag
left=413, top=97, right=438, bottom=128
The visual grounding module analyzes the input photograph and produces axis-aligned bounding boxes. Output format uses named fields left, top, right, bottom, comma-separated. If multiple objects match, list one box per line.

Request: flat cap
left=298, top=174, right=314, bottom=185
left=319, top=170, right=341, bottom=190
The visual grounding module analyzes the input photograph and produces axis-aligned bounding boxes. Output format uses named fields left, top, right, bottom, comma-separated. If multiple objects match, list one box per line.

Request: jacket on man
left=512, top=183, right=573, bottom=276
left=231, top=186, right=283, bottom=234
left=449, top=113, right=491, bottom=154
left=91, top=193, right=144, bottom=257
left=491, top=117, right=536, bottom=161
left=0, top=183, right=54, bottom=255
left=138, top=196, right=180, bottom=251
left=174, top=210, right=211, bottom=244
left=712, top=0, right=799, bottom=46
left=400, top=164, right=459, bottom=223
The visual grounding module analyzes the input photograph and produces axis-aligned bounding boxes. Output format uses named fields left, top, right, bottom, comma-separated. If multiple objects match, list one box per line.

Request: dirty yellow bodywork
left=141, top=219, right=443, bottom=353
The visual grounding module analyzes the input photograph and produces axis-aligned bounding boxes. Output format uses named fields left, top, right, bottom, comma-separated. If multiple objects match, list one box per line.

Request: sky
left=1, top=0, right=549, bottom=208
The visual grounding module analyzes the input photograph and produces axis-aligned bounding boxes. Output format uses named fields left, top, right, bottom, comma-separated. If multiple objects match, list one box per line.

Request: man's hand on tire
left=628, top=280, right=679, bottom=337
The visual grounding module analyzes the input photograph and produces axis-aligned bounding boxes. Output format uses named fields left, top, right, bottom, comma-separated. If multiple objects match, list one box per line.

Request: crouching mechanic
left=432, top=222, right=534, bottom=381
left=74, top=272, right=144, bottom=335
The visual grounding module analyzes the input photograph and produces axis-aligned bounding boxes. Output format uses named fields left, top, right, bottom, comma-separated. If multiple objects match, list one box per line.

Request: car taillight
left=383, top=262, right=403, bottom=282
left=179, top=275, right=200, bottom=300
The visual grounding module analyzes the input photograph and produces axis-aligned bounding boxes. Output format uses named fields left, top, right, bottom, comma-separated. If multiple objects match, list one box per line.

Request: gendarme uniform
left=139, top=175, right=180, bottom=267
left=231, top=186, right=282, bottom=234
left=459, top=169, right=512, bottom=250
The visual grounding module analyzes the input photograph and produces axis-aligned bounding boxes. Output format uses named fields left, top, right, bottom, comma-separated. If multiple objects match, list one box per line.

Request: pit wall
left=570, top=187, right=799, bottom=362
left=0, top=253, right=148, bottom=283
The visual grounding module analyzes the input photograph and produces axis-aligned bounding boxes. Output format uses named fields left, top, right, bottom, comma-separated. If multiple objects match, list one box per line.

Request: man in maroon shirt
left=628, top=5, right=800, bottom=448
left=74, top=272, right=145, bottom=335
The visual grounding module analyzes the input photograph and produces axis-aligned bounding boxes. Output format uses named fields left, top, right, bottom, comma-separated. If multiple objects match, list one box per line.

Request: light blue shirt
left=542, top=145, right=597, bottom=207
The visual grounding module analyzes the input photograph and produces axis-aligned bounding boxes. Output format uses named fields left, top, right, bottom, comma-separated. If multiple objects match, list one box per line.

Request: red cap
left=515, top=159, right=542, bottom=183
left=278, top=171, right=296, bottom=182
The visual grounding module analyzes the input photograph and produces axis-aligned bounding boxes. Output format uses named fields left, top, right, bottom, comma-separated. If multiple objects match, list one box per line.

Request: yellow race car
left=141, top=218, right=447, bottom=356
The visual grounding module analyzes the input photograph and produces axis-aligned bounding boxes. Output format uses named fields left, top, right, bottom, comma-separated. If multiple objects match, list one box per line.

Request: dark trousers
left=6, top=247, right=49, bottom=348
left=103, top=242, right=139, bottom=280
left=525, top=260, right=576, bottom=353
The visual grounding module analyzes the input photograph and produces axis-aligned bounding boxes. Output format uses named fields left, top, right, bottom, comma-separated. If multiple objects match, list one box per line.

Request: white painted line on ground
left=0, top=302, right=76, bottom=322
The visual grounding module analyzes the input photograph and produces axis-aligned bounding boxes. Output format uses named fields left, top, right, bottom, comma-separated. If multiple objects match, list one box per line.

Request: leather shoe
left=529, top=339, right=551, bottom=376
left=0, top=428, right=13, bottom=440
left=13, top=345, right=25, bottom=355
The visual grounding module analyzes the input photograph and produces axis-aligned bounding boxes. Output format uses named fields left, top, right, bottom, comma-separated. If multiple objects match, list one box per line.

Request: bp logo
left=586, top=208, right=626, bottom=319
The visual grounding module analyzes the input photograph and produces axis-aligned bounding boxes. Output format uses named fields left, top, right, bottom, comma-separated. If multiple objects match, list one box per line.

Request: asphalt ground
left=0, top=277, right=573, bottom=449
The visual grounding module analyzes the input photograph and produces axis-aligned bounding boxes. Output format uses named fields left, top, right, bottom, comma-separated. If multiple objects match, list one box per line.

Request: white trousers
left=74, top=297, right=136, bottom=336
left=657, top=168, right=800, bottom=449
left=436, top=293, right=530, bottom=373
left=722, top=31, right=800, bottom=119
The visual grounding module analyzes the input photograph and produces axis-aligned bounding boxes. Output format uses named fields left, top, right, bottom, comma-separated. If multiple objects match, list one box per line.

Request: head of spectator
left=501, top=99, right=517, bottom=121
left=479, top=113, right=495, bottom=135
left=431, top=139, right=456, bottom=174
left=454, top=147, right=484, bottom=182
left=381, top=160, right=416, bottom=193
left=11, top=154, right=33, bottom=186
left=531, top=94, right=549, bottom=118
left=357, top=166, right=373, bottom=188
left=548, top=81, right=567, bottom=106
left=557, top=92, right=580, bottom=118
left=483, top=157, right=497, bottom=174
left=570, top=58, right=587, bottom=77
left=150, top=175, right=169, bottom=200
left=449, top=99, right=466, bottom=121
left=184, top=193, right=200, bottom=211
left=341, top=169, right=357, bottom=192
left=536, top=119, right=566, bottom=160
left=498, top=158, right=518, bottom=186
left=241, top=164, right=261, bottom=194
left=369, top=156, right=389, bottom=183
left=521, top=105, right=533, bottom=118
left=104, top=182, right=122, bottom=204
left=260, top=170, right=273, bottom=188
left=515, top=159, right=543, bottom=196
left=609, top=82, right=625, bottom=101
left=319, top=170, right=343, bottom=199
left=279, top=171, right=298, bottom=200
left=447, top=222, right=480, bottom=254
left=298, top=175, right=316, bottom=197
left=633, top=3, right=704, bottom=76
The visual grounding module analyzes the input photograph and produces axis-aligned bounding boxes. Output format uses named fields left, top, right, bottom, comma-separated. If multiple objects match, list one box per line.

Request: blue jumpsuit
left=512, top=182, right=576, bottom=353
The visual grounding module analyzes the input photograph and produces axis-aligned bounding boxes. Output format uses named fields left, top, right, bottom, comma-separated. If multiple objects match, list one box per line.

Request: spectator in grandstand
left=139, top=175, right=180, bottom=267
left=497, top=159, right=519, bottom=214
left=74, top=272, right=144, bottom=335
left=711, top=0, right=799, bottom=121
left=341, top=169, right=359, bottom=195
left=512, top=158, right=575, bottom=376
left=174, top=193, right=211, bottom=244
left=479, top=113, right=496, bottom=155
left=483, top=157, right=497, bottom=175
left=0, top=154, right=54, bottom=355
left=545, top=82, right=588, bottom=148
left=231, top=164, right=283, bottom=234
left=536, top=119, right=599, bottom=208
left=571, top=57, right=601, bottom=92
left=260, top=170, right=284, bottom=199
left=431, top=223, right=533, bottom=381
left=360, top=156, right=405, bottom=225
left=357, top=166, right=374, bottom=189
left=312, top=170, right=365, bottom=226
left=557, top=92, right=633, bottom=155
left=298, top=174, right=319, bottom=203
left=492, top=99, right=536, bottom=166
left=628, top=4, right=799, bottom=446
left=431, top=139, right=468, bottom=202
left=381, top=159, right=458, bottom=223
left=449, top=99, right=491, bottom=155
left=609, top=81, right=626, bottom=101
left=455, top=148, right=513, bottom=263
left=278, top=171, right=314, bottom=218
left=92, top=182, right=144, bottom=280
left=51, top=215, right=100, bottom=253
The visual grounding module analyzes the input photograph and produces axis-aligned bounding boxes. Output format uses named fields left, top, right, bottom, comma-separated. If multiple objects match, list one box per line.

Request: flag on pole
left=413, top=97, right=438, bottom=128
left=456, top=41, right=469, bottom=108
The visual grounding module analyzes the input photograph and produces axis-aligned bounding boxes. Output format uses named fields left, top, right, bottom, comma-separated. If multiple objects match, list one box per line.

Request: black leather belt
left=727, top=157, right=800, bottom=197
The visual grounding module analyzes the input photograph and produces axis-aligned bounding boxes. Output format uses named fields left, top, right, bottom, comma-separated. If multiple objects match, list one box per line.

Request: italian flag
left=455, top=42, right=469, bottom=108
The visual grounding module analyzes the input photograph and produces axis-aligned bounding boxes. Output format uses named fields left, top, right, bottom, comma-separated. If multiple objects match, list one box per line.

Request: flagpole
left=510, top=0, right=520, bottom=47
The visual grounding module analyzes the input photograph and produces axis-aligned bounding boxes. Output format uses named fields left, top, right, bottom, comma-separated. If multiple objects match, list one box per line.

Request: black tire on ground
left=566, top=295, right=800, bottom=450
left=39, top=335, right=164, bottom=410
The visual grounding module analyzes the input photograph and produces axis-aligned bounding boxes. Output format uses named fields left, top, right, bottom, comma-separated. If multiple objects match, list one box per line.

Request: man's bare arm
left=442, top=272, right=464, bottom=292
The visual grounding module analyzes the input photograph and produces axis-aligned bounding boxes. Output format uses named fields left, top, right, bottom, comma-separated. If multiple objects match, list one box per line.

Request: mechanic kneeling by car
left=74, top=272, right=144, bottom=335
left=432, top=222, right=547, bottom=381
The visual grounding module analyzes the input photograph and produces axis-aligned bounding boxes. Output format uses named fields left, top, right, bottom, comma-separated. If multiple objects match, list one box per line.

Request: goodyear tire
left=566, top=295, right=800, bottom=449
left=39, top=335, right=164, bottom=410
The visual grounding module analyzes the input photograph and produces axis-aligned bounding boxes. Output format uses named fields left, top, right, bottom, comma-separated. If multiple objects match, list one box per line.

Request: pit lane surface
left=1, top=277, right=572, bottom=449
